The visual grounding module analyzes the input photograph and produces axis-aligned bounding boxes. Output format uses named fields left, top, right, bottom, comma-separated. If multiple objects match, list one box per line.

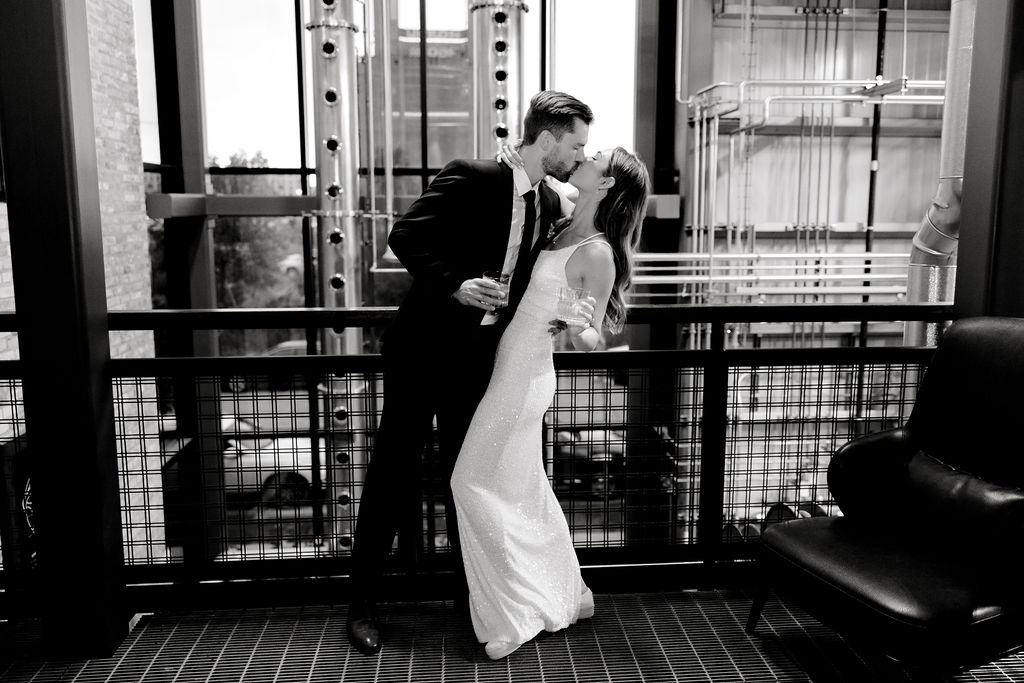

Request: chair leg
left=746, top=586, right=768, bottom=634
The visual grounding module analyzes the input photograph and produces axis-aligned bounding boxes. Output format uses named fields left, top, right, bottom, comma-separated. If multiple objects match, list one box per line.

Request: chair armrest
left=827, top=427, right=916, bottom=521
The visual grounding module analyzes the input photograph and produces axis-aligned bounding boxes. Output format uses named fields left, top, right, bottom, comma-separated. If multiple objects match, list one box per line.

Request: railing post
left=624, top=356, right=677, bottom=545
left=698, top=321, right=729, bottom=566
left=149, top=0, right=225, bottom=570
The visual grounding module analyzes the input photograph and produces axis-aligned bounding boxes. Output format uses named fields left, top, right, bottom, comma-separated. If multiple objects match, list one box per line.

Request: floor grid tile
left=3, top=591, right=1024, bottom=682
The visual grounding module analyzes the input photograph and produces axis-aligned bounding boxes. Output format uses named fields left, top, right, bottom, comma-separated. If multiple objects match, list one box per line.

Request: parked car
left=223, top=339, right=318, bottom=393
left=220, top=415, right=328, bottom=506
left=162, top=415, right=330, bottom=510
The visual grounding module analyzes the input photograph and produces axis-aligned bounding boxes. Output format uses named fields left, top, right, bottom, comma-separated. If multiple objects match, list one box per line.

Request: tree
left=210, top=151, right=305, bottom=355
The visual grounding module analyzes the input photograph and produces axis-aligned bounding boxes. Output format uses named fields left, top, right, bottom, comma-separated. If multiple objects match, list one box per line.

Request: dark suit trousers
left=351, top=323, right=503, bottom=603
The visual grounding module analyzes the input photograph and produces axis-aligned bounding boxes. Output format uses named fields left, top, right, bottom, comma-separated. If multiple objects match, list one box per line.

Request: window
left=132, top=0, right=161, bottom=165
left=551, top=0, right=637, bottom=153
left=391, top=0, right=473, bottom=168
left=200, top=0, right=303, bottom=169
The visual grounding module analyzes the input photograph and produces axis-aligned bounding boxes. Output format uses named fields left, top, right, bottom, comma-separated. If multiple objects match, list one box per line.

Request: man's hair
left=522, top=90, right=594, bottom=145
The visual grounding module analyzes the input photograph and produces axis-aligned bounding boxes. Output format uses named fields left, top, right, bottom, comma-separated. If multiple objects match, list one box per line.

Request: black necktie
left=507, top=189, right=537, bottom=314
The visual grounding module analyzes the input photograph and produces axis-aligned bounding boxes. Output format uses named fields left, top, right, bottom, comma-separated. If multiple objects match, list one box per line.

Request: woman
left=450, top=147, right=651, bottom=660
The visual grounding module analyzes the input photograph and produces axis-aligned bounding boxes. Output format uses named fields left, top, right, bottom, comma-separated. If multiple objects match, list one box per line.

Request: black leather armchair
left=746, top=317, right=1024, bottom=675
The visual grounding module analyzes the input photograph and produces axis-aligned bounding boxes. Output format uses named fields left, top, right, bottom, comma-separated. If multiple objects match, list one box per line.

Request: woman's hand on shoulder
left=496, top=139, right=524, bottom=169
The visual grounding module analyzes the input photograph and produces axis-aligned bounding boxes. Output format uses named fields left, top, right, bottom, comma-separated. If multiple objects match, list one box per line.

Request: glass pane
left=552, top=0, right=637, bottom=153
left=208, top=170, right=304, bottom=196
left=212, top=213, right=306, bottom=356
left=424, top=0, right=472, bottom=166
left=392, top=0, right=474, bottom=168
left=132, top=0, right=161, bottom=164
left=200, top=0, right=301, bottom=168
left=521, top=0, right=542, bottom=100
left=393, top=1, right=424, bottom=168
left=212, top=214, right=305, bottom=307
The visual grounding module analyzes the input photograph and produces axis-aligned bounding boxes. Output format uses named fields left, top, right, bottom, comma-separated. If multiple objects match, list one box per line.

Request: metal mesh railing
left=722, top=362, right=924, bottom=541
left=107, top=351, right=936, bottom=575
left=549, top=367, right=702, bottom=549
left=112, top=376, right=174, bottom=565
left=0, top=377, right=26, bottom=575
left=0, top=305, right=950, bottom=589
left=115, top=367, right=382, bottom=565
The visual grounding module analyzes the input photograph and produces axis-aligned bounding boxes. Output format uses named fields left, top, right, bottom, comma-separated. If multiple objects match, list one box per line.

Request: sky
left=133, top=0, right=636, bottom=169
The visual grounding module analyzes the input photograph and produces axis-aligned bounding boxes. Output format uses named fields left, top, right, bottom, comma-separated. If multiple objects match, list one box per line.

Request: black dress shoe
left=346, top=603, right=383, bottom=655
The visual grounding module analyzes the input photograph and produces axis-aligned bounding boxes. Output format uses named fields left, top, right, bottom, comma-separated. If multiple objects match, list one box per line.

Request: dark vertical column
left=955, top=0, right=1024, bottom=318
left=539, top=0, right=548, bottom=90
left=150, top=0, right=224, bottom=566
left=418, top=0, right=430, bottom=191
left=634, top=0, right=682, bottom=350
left=0, top=0, right=126, bottom=657
left=677, top=0, right=714, bottom=246
left=859, top=2, right=888, bottom=347
left=864, top=0, right=888, bottom=257
left=697, top=323, right=728, bottom=565
left=151, top=0, right=217, bottom=324
left=634, top=0, right=679, bottom=197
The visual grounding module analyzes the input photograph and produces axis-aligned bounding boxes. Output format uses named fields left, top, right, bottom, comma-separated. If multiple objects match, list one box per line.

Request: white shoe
left=578, top=588, right=595, bottom=620
left=485, top=640, right=522, bottom=660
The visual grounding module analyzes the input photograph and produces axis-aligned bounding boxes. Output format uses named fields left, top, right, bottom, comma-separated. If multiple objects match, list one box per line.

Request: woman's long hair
left=594, top=148, right=651, bottom=333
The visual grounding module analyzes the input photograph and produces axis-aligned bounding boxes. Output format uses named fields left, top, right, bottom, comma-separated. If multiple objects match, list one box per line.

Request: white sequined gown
left=451, top=236, right=602, bottom=648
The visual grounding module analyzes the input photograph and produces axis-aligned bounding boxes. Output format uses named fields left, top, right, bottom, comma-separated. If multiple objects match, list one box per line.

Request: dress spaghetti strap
left=569, top=233, right=612, bottom=253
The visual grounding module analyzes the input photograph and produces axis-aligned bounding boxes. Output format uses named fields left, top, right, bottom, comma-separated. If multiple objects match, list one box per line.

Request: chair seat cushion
left=760, top=516, right=1024, bottom=660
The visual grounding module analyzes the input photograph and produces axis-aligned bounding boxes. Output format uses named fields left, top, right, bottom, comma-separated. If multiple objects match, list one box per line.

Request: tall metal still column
left=471, top=1, right=529, bottom=158
left=306, top=0, right=367, bottom=556
left=307, top=0, right=363, bottom=355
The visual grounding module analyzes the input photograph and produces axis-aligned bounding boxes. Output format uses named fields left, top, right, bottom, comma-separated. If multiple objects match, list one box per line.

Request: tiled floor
left=3, top=591, right=1024, bottom=682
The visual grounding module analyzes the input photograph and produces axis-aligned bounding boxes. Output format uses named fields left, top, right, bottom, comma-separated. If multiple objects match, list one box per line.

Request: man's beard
left=542, top=151, right=577, bottom=183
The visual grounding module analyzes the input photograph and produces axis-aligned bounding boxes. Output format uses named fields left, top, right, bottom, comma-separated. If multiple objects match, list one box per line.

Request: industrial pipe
left=904, top=0, right=975, bottom=345
left=380, top=0, right=396, bottom=237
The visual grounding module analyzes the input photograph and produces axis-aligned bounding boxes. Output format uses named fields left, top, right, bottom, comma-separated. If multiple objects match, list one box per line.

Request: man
left=347, top=90, right=593, bottom=655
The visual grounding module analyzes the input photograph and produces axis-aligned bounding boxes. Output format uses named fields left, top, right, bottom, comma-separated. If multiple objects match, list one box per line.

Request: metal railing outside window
left=0, top=304, right=951, bottom=603
left=68, top=305, right=952, bottom=585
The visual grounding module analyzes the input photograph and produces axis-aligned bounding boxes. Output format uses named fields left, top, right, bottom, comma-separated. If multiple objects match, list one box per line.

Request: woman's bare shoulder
left=567, top=238, right=616, bottom=278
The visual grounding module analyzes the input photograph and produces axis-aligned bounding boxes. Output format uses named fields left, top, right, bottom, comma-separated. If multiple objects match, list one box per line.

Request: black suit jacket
left=384, top=159, right=563, bottom=357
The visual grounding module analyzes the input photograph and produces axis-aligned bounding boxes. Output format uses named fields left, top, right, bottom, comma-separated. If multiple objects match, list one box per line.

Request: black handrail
left=0, top=303, right=954, bottom=334
left=101, top=302, right=952, bottom=330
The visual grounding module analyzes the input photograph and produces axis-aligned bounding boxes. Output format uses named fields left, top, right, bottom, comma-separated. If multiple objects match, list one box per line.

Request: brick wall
left=86, top=0, right=154, bottom=359
left=0, top=0, right=155, bottom=357
left=86, top=0, right=167, bottom=562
